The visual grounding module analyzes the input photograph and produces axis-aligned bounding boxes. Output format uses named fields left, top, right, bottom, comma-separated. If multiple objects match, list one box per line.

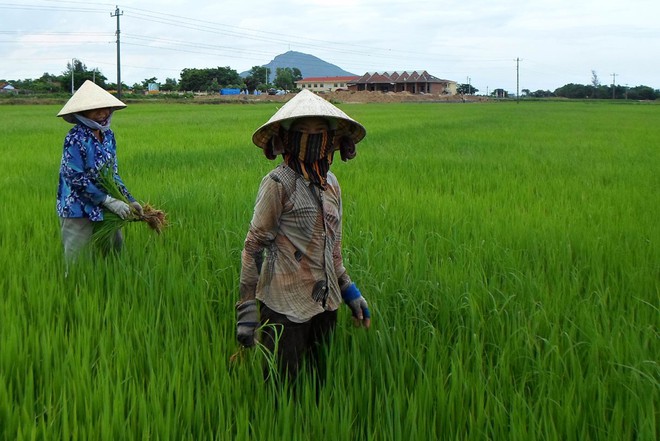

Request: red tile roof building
left=348, top=71, right=456, bottom=95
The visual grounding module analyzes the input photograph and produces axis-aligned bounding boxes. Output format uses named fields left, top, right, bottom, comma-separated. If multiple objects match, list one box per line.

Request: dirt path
left=198, top=90, right=486, bottom=104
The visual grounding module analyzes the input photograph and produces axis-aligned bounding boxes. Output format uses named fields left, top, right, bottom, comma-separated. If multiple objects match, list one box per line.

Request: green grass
left=0, top=100, right=658, bottom=440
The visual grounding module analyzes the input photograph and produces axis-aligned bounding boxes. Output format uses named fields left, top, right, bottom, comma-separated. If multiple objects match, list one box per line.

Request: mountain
left=240, top=51, right=356, bottom=79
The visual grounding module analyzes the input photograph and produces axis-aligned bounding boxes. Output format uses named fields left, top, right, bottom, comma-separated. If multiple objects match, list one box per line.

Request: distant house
left=0, top=82, right=17, bottom=93
left=295, top=76, right=361, bottom=93
left=348, top=71, right=456, bottom=95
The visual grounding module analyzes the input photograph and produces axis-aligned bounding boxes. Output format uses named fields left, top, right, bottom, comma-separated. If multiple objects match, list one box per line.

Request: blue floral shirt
left=56, top=123, right=134, bottom=221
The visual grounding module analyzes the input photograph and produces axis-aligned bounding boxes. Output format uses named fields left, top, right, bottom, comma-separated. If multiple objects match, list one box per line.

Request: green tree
left=591, top=85, right=610, bottom=99
left=20, top=73, right=65, bottom=93
left=274, top=67, right=293, bottom=90
left=209, top=78, right=220, bottom=93
left=627, top=85, right=657, bottom=100
left=64, top=60, right=107, bottom=91
left=179, top=68, right=207, bottom=91
left=209, top=66, right=242, bottom=88
left=554, top=83, right=591, bottom=99
left=244, top=66, right=268, bottom=93
left=106, top=82, right=129, bottom=92
left=160, top=78, right=178, bottom=92
left=179, top=66, right=241, bottom=91
left=529, top=90, right=555, bottom=98
left=457, top=83, right=478, bottom=94
left=132, top=82, right=145, bottom=93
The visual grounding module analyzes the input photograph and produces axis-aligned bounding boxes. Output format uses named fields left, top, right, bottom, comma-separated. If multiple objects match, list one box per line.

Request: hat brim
left=252, top=90, right=366, bottom=149
left=57, top=80, right=126, bottom=123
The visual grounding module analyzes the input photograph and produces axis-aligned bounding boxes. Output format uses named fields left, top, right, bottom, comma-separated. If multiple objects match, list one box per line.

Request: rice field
left=0, top=99, right=658, bottom=440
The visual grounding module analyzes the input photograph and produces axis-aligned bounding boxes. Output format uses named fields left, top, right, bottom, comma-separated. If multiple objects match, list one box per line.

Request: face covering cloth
left=74, top=113, right=113, bottom=132
left=283, top=130, right=335, bottom=189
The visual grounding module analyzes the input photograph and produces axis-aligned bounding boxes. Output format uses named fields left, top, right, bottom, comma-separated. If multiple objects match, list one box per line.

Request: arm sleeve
left=113, top=168, right=136, bottom=202
left=332, top=183, right=353, bottom=291
left=239, top=175, right=284, bottom=302
left=110, top=136, right=135, bottom=202
left=60, top=134, right=108, bottom=205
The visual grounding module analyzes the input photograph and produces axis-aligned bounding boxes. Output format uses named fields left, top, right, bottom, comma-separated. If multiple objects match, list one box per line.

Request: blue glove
left=341, top=283, right=371, bottom=328
left=236, top=300, right=259, bottom=347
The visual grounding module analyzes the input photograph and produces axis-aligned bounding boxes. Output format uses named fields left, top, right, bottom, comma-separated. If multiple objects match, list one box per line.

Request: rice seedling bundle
left=92, top=162, right=168, bottom=250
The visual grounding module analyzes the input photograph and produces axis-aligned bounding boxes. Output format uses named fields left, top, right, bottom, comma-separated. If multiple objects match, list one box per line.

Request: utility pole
left=111, top=6, right=123, bottom=98
left=516, top=58, right=521, bottom=103
left=611, top=73, right=617, bottom=99
left=70, top=58, right=76, bottom=95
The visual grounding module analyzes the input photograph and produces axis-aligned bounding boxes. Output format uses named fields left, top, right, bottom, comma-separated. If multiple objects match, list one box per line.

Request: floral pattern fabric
left=56, top=123, right=133, bottom=221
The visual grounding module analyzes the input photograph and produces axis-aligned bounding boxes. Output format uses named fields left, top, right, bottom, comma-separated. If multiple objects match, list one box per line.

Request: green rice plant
left=0, top=100, right=658, bottom=440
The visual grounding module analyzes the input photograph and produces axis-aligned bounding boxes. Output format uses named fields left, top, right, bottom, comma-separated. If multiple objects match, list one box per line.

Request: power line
left=3, top=3, right=101, bottom=13
left=120, top=6, right=428, bottom=60
left=0, top=31, right=110, bottom=36
left=6, top=3, right=475, bottom=69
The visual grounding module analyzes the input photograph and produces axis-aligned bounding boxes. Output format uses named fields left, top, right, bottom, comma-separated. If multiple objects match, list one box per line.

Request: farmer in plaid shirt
left=237, top=90, right=371, bottom=387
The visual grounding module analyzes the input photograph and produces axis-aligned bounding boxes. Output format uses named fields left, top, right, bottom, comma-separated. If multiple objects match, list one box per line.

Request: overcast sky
left=2, top=0, right=658, bottom=93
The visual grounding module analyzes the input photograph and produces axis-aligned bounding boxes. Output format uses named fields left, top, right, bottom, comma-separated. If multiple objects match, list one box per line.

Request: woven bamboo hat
left=57, top=80, right=126, bottom=123
left=252, top=89, right=366, bottom=149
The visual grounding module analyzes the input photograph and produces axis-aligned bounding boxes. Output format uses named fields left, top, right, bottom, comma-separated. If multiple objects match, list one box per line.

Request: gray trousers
left=60, top=217, right=123, bottom=262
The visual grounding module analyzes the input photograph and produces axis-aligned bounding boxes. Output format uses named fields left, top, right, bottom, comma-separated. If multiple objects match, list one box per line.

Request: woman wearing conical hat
left=56, top=80, right=142, bottom=263
left=236, top=89, right=372, bottom=387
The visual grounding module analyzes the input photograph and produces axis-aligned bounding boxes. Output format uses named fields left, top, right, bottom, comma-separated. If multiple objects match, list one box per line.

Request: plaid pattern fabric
left=240, top=163, right=353, bottom=323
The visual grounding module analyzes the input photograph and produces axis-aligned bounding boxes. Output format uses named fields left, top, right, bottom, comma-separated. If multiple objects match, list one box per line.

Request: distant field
left=1, top=101, right=658, bottom=440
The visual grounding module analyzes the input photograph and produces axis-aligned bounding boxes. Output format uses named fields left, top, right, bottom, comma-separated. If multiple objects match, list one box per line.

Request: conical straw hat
left=252, top=89, right=366, bottom=149
left=57, top=80, right=126, bottom=123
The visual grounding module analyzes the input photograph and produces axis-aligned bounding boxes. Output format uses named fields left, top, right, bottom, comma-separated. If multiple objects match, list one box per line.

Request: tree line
left=3, top=62, right=657, bottom=100
left=456, top=79, right=657, bottom=100
left=2, top=60, right=303, bottom=94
